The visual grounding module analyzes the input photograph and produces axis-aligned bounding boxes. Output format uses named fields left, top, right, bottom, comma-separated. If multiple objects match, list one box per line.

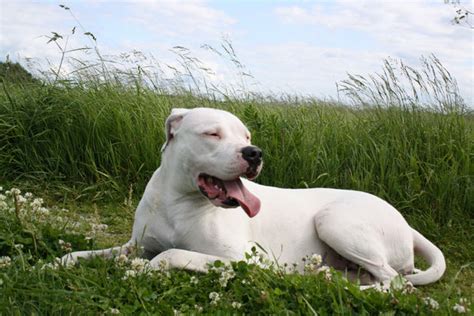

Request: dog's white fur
left=63, top=107, right=445, bottom=285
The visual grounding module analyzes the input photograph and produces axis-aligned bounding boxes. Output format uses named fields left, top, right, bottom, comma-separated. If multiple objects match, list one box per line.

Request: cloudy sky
left=1, top=0, right=473, bottom=104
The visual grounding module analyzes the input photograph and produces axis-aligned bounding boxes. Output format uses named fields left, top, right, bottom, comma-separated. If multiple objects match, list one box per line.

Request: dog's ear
left=161, top=108, right=191, bottom=152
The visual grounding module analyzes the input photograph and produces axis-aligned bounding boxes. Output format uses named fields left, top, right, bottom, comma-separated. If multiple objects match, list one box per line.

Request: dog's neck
left=152, top=156, right=216, bottom=215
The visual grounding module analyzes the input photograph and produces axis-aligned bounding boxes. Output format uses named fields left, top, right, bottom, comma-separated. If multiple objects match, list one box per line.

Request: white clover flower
left=16, top=195, right=27, bottom=204
left=209, top=292, right=220, bottom=305
left=114, top=254, right=129, bottom=267
left=130, top=257, right=150, bottom=274
left=0, top=256, right=12, bottom=268
left=92, top=223, right=108, bottom=232
left=0, top=186, right=3, bottom=191
left=452, top=298, right=470, bottom=314
left=210, top=266, right=224, bottom=273
left=110, top=308, right=120, bottom=314
left=41, top=262, right=59, bottom=270
left=194, top=305, right=203, bottom=312
left=231, top=302, right=242, bottom=309
left=310, top=254, right=322, bottom=265
left=190, top=276, right=199, bottom=285
left=10, top=188, right=21, bottom=196
left=316, top=265, right=332, bottom=281
left=210, top=264, right=236, bottom=287
left=0, top=201, right=7, bottom=210
left=303, top=254, right=324, bottom=274
left=304, top=263, right=317, bottom=273
left=0, top=194, right=6, bottom=201
left=453, top=304, right=467, bottom=313
left=372, top=281, right=391, bottom=293
left=30, top=198, right=44, bottom=210
left=423, top=297, right=440, bottom=310
left=218, top=267, right=236, bottom=288
left=24, top=192, right=33, bottom=199
left=58, top=240, right=72, bottom=252
left=246, top=251, right=272, bottom=269
left=37, top=207, right=50, bottom=216
left=122, top=270, right=137, bottom=280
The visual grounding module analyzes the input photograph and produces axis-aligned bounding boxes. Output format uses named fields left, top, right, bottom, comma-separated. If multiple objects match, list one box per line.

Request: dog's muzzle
left=197, top=174, right=261, bottom=217
left=196, top=146, right=263, bottom=218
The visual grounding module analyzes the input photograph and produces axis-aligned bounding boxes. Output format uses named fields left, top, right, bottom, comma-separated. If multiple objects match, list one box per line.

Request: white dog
left=63, top=107, right=445, bottom=285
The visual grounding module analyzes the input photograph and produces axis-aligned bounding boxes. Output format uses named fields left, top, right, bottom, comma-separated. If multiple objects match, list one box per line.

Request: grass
left=0, top=187, right=472, bottom=314
left=0, top=49, right=473, bottom=313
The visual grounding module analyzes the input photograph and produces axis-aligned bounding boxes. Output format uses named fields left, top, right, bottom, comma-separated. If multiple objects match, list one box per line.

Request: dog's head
left=161, top=107, right=262, bottom=217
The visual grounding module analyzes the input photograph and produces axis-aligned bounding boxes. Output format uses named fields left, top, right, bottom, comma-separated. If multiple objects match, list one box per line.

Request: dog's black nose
left=241, top=146, right=263, bottom=165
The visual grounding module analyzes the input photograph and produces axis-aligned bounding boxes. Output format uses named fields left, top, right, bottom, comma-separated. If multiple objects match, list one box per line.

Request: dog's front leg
left=61, top=243, right=134, bottom=265
left=149, top=249, right=232, bottom=273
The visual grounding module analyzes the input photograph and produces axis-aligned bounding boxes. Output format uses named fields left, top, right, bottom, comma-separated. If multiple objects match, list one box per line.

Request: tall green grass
left=1, top=78, right=472, bottom=232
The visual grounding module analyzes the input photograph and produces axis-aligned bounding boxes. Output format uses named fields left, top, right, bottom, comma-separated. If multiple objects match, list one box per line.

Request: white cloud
left=1, top=1, right=471, bottom=104
left=274, top=0, right=471, bottom=57
left=0, top=0, right=235, bottom=58
left=241, top=42, right=388, bottom=98
left=0, top=0, right=237, bottom=82
left=1, top=2, right=67, bottom=59
left=127, top=0, right=236, bottom=39
left=0, top=2, right=97, bottom=78
left=274, top=0, right=473, bottom=103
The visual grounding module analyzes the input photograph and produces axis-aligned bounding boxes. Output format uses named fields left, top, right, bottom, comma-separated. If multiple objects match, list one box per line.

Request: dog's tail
left=404, top=228, right=446, bottom=285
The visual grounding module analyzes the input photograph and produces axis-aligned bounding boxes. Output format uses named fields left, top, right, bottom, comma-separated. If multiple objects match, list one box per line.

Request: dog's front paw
left=148, top=249, right=210, bottom=273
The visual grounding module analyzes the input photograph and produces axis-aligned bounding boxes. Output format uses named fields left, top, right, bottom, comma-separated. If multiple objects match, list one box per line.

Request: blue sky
left=1, top=0, right=472, bottom=104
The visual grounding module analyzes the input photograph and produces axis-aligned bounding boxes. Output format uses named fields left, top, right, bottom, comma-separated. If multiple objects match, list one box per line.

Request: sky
left=1, top=0, right=473, bottom=105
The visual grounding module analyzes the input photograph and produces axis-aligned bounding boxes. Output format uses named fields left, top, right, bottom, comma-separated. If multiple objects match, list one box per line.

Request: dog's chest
left=160, top=211, right=249, bottom=258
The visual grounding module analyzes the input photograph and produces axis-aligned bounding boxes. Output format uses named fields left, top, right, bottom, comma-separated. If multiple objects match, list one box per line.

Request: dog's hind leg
left=313, top=212, right=399, bottom=284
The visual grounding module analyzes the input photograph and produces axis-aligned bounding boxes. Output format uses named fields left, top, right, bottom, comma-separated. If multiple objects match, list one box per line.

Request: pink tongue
left=223, top=178, right=261, bottom=218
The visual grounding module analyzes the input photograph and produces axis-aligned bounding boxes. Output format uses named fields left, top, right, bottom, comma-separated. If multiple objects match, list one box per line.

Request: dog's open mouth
left=198, top=174, right=261, bottom=218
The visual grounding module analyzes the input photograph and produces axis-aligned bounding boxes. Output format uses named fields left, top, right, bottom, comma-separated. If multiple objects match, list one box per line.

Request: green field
left=0, top=59, right=472, bottom=314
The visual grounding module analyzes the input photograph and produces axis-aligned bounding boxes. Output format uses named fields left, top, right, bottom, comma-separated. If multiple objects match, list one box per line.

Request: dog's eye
left=204, top=132, right=220, bottom=139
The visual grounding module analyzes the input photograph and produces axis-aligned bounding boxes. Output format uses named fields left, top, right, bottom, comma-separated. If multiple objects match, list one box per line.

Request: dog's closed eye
left=203, top=131, right=221, bottom=139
